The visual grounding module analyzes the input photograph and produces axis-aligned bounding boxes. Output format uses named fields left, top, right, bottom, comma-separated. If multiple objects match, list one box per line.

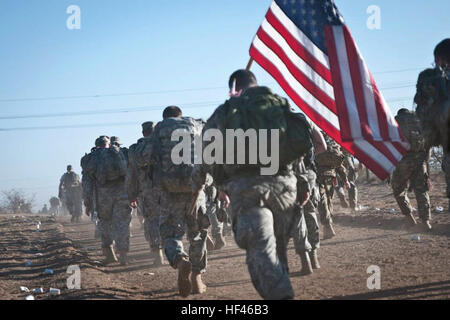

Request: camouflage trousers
left=391, top=152, right=431, bottom=221
left=336, top=178, right=358, bottom=210
left=140, top=189, right=162, bottom=250
left=291, top=199, right=320, bottom=253
left=225, top=173, right=297, bottom=300
left=317, top=177, right=335, bottom=225
left=443, top=152, right=450, bottom=199
left=159, top=191, right=208, bottom=274
left=206, top=201, right=223, bottom=238
left=97, top=182, right=132, bottom=252
left=65, top=190, right=83, bottom=218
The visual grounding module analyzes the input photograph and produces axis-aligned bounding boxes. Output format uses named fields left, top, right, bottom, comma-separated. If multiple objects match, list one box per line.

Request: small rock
left=411, top=235, right=421, bottom=241
left=390, top=209, right=396, bottom=214
left=143, top=272, right=155, bottom=276
left=25, top=260, right=33, bottom=267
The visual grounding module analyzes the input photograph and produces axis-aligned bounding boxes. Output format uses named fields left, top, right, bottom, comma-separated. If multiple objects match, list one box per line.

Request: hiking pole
left=246, top=58, right=254, bottom=71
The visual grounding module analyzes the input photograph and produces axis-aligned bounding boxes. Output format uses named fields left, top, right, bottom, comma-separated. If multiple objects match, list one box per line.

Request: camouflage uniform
left=336, top=152, right=358, bottom=210
left=59, top=171, right=83, bottom=220
left=82, top=146, right=132, bottom=252
left=316, top=139, right=348, bottom=226
left=192, top=86, right=312, bottom=300
left=415, top=67, right=450, bottom=204
left=391, top=110, right=431, bottom=222
left=291, top=160, right=320, bottom=253
left=126, top=139, right=162, bottom=251
left=149, top=117, right=209, bottom=274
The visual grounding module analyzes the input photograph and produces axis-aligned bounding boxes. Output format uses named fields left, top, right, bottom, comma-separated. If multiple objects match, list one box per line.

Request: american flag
left=249, top=0, right=409, bottom=180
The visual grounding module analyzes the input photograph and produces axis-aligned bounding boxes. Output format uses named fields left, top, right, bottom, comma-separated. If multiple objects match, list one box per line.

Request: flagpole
left=246, top=58, right=254, bottom=71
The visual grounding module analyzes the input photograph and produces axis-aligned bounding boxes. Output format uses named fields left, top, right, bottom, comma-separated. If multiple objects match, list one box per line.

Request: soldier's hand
left=299, top=191, right=310, bottom=207
left=219, top=191, right=230, bottom=209
left=130, top=199, right=138, bottom=209
left=85, top=208, right=92, bottom=217
left=345, top=181, right=351, bottom=190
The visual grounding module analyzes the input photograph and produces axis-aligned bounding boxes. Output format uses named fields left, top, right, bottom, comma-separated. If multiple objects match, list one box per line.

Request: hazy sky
left=0, top=0, right=448, bottom=210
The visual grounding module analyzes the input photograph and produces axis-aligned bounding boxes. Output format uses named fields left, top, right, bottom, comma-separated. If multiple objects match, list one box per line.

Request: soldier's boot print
left=206, top=234, right=215, bottom=251
left=309, top=249, right=321, bottom=270
left=191, top=272, right=207, bottom=294
left=298, top=251, right=313, bottom=276
left=323, top=222, right=336, bottom=240
left=102, top=245, right=118, bottom=265
left=213, top=233, right=226, bottom=250
left=153, top=248, right=167, bottom=267
left=118, top=250, right=129, bottom=266
left=422, top=219, right=432, bottom=231
left=405, top=212, right=418, bottom=227
left=177, top=257, right=192, bottom=297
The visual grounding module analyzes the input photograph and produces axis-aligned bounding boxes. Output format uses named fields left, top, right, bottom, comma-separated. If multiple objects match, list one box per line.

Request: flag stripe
left=249, top=43, right=339, bottom=132
left=266, top=8, right=332, bottom=83
left=257, top=25, right=337, bottom=113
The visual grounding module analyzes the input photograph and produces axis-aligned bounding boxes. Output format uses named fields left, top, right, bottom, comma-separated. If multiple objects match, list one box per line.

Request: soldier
left=415, top=39, right=450, bottom=212
left=391, top=109, right=432, bottom=230
left=81, top=136, right=132, bottom=265
left=126, top=122, right=166, bottom=266
left=315, top=136, right=350, bottom=239
left=59, top=165, right=83, bottom=223
left=192, top=70, right=314, bottom=300
left=292, top=125, right=327, bottom=276
left=149, top=107, right=209, bottom=297
left=335, top=151, right=358, bottom=212
left=49, top=197, right=61, bottom=216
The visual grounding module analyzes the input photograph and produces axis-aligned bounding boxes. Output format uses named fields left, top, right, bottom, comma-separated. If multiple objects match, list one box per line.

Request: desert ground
left=1, top=172, right=449, bottom=300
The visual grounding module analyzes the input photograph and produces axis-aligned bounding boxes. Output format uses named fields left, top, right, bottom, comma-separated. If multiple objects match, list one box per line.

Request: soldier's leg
left=443, top=152, right=450, bottom=211
left=304, top=202, right=320, bottom=250
left=112, top=194, right=132, bottom=265
left=159, top=193, right=189, bottom=269
left=391, top=161, right=417, bottom=225
left=207, top=202, right=226, bottom=249
left=413, top=162, right=432, bottom=227
left=97, top=193, right=117, bottom=264
left=291, top=205, right=313, bottom=276
left=348, top=182, right=358, bottom=211
left=318, top=182, right=332, bottom=225
left=234, top=206, right=294, bottom=300
left=335, top=179, right=349, bottom=208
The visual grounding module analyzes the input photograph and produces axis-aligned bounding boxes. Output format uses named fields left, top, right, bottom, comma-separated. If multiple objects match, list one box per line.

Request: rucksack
left=315, top=138, right=345, bottom=169
left=86, top=146, right=128, bottom=185
left=220, top=86, right=313, bottom=172
left=62, top=172, right=80, bottom=188
left=395, top=110, right=426, bottom=152
left=152, top=117, right=203, bottom=193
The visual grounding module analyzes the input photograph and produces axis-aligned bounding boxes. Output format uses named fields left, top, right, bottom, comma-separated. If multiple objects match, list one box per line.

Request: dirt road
left=1, top=173, right=449, bottom=300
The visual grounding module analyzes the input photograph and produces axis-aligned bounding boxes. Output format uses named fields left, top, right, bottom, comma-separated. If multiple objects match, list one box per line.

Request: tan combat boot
left=102, top=245, right=118, bottom=265
left=213, top=234, right=226, bottom=250
left=206, top=235, right=215, bottom=251
left=118, top=250, right=129, bottom=266
left=405, top=212, right=417, bottom=226
left=177, top=257, right=192, bottom=297
left=191, top=272, right=207, bottom=294
left=299, top=251, right=313, bottom=276
left=323, top=223, right=336, bottom=240
left=153, top=248, right=167, bottom=267
left=309, top=249, right=321, bottom=270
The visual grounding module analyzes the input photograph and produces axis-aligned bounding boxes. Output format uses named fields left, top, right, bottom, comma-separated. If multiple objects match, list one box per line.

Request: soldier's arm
left=336, top=165, right=349, bottom=187
left=125, top=146, right=140, bottom=203
left=81, top=172, right=94, bottom=213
